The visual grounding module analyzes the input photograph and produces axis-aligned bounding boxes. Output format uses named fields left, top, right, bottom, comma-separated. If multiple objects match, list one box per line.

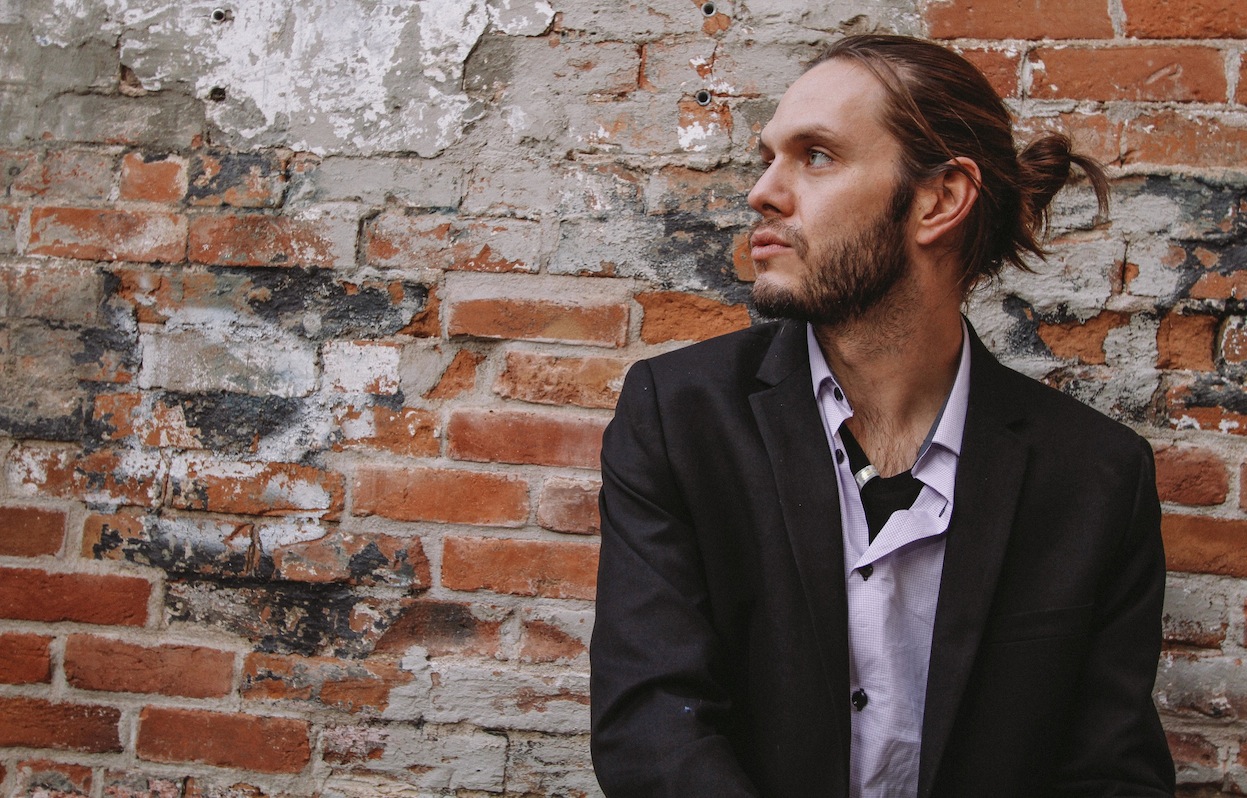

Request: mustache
left=750, top=219, right=809, bottom=259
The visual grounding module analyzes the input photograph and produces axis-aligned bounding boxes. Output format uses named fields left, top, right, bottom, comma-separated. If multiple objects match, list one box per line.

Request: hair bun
left=1019, top=133, right=1109, bottom=223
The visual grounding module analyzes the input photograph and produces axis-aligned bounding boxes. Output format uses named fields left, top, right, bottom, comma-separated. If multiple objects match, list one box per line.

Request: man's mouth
left=750, top=228, right=794, bottom=262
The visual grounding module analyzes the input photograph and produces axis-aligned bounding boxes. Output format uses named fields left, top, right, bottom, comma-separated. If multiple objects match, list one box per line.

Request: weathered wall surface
left=0, top=0, right=1244, bottom=794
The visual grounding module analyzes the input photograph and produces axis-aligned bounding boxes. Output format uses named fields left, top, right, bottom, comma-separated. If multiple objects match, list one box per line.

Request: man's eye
left=808, top=151, right=833, bottom=166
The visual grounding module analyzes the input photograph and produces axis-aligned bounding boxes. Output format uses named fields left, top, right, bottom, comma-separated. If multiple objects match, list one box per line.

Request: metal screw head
left=701, top=2, right=717, bottom=16
left=695, top=90, right=713, bottom=106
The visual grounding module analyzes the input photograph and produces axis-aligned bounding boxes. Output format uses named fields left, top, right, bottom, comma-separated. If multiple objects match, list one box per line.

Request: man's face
left=747, top=59, right=914, bottom=326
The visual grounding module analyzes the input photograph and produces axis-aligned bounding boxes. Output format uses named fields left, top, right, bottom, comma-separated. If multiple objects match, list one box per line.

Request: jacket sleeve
left=1054, top=437, right=1175, bottom=797
left=590, top=360, right=761, bottom=798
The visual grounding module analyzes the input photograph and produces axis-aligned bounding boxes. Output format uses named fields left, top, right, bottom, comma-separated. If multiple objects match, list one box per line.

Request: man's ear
left=913, top=157, right=981, bottom=247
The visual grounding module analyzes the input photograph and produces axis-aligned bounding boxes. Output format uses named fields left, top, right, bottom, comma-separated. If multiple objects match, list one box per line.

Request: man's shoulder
left=640, top=319, right=791, bottom=382
left=976, top=347, right=1147, bottom=456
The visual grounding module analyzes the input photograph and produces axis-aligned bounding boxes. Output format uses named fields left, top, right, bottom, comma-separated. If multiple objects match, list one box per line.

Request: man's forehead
left=759, top=60, right=890, bottom=150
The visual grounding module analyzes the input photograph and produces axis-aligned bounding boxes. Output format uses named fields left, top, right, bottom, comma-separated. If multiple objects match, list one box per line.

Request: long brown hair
left=810, top=35, right=1110, bottom=289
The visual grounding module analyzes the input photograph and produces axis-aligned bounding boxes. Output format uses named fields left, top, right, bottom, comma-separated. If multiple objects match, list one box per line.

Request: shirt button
left=859, top=564, right=873, bottom=580
left=835, top=449, right=845, bottom=464
left=851, top=689, right=868, bottom=711
left=833, top=386, right=844, bottom=402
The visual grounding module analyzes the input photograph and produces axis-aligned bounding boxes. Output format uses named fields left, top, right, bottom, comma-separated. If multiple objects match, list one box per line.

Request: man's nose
left=747, top=162, right=792, bottom=218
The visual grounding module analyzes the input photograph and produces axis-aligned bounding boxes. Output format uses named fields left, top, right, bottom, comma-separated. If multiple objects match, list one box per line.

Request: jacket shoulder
left=640, top=320, right=790, bottom=387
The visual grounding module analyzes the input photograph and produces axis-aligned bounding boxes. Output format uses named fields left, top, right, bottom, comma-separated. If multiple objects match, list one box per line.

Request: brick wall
left=0, top=0, right=1244, bottom=795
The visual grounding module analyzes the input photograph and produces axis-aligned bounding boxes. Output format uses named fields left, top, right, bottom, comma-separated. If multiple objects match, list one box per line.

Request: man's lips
left=750, top=230, right=793, bottom=262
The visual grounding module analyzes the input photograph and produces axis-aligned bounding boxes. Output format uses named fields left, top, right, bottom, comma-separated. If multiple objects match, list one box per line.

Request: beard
left=751, top=184, right=913, bottom=327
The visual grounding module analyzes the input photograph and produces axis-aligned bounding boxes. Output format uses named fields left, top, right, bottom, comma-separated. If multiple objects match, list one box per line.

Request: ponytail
left=1017, top=133, right=1110, bottom=252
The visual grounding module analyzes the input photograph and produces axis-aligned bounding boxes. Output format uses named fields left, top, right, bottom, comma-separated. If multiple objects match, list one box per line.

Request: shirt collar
left=806, top=320, right=972, bottom=464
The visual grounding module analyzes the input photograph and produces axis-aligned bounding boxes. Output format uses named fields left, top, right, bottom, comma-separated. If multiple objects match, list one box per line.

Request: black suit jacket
left=590, top=320, right=1174, bottom=798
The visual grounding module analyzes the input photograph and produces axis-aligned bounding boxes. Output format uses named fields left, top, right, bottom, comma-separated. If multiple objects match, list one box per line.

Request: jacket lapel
left=917, top=330, right=1030, bottom=798
left=748, top=321, right=852, bottom=769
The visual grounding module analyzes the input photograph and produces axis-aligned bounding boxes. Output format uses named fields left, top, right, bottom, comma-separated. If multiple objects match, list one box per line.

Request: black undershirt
left=838, top=426, right=923, bottom=543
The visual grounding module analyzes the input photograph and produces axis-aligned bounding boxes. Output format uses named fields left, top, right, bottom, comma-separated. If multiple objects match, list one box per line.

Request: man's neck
left=813, top=301, right=963, bottom=477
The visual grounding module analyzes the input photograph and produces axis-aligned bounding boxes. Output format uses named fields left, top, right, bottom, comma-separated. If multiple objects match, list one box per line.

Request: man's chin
left=751, top=279, right=807, bottom=322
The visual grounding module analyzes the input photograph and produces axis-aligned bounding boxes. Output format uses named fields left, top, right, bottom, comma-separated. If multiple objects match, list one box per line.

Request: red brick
left=425, top=348, right=485, bottom=400
left=1154, top=445, right=1229, bottom=506
left=0, top=633, right=52, bottom=684
left=1030, top=46, right=1226, bottom=103
left=442, top=536, right=599, bottom=600
left=1240, top=55, right=1247, bottom=105
left=27, top=207, right=186, bottom=263
left=352, top=466, right=530, bottom=526
left=188, top=150, right=287, bottom=207
left=0, top=505, right=66, bottom=556
left=1190, top=271, right=1247, bottom=300
left=448, top=297, right=629, bottom=347
left=81, top=510, right=145, bottom=561
left=15, top=760, right=93, bottom=796
left=181, top=777, right=271, bottom=798
left=374, top=599, right=504, bottom=657
left=677, top=96, right=734, bottom=149
left=1122, top=112, right=1247, bottom=169
left=188, top=213, right=335, bottom=267
left=1, top=148, right=38, bottom=188
left=170, top=460, right=344, bottom=519
left=92, top=391, right=208, bottom=448
left=120, top=152, right=188, bottom=202
left=4, top=446, right=158, bottom=508
left=451, top=218, right=543, bottom=273
left=11, top=149, right=115, bottom=200
left=362, top=211, right=453, bottom=270
left=1157, top=312, right=1217, bottom=371
left=271, top=531, right=431, bottom=589
left=733, top=232, right=756, bottom=282
left=1168, top=404, right=1247, bottom=437
left=0, top=567, right=150, bottom=625
left=1123, top=0, right=1247, bottom=38
left=0, top=697, right=121, bottom=752
left=322, top=341, right=402, bottom=394
left=1241, top=465, right=1247, bottom=512
left=1014, top=112, right=1123, bottom=168
left=1036, top=311, right=1130, bottom=365
left=1163, top=514, right=1247, bottom=577
left=111, top=266, right=203, bottom=325
left=242, top=652, right=409, bottom=713
left=1165, top=731, right=1220, bottom=780
left=1167, top=738, right=1217, bottom=788
left=538, top=478, right=602, bottom=535
left=495, top=351, right=628, bottom=410
left=332, top=405, right=440, bottom=457
left=64, top=635, right=234, bottom=698
left=401, top=284, right=442, bottom=337
left=100, top=771, right=186, bottom=797
left=1222, top=318, right=1247, bottom=365
left=448, top=408, right=607, bottom=469
left=646, top=166, right=758, bottom=215
left=638, top=291, right=751, bottom=344
left=0, top=205, right=19, bottom=253
left=520, top=618, right=588, bottom=663
left=960, top=47, right=1021, bottom=98
left=137, top=707, right=310, bottom=773
left=927, top=0, right=1113, bottom=40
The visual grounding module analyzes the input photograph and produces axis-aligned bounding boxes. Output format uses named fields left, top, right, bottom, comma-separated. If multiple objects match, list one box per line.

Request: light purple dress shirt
left=806, top=322, right=972, bottom=798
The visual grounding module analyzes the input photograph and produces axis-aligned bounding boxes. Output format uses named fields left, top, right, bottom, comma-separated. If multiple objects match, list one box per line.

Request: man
left=590, top=34, right=1174, bottom=798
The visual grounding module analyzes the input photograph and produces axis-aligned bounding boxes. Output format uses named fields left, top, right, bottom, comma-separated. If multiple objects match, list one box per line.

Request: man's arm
left=590, top=360, right=760, bottom=798
left=1054, top=437, right=1175, bottom=796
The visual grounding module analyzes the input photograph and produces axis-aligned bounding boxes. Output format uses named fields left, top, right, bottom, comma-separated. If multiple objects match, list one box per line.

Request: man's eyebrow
left=757, top=123, right=849, bottom=155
